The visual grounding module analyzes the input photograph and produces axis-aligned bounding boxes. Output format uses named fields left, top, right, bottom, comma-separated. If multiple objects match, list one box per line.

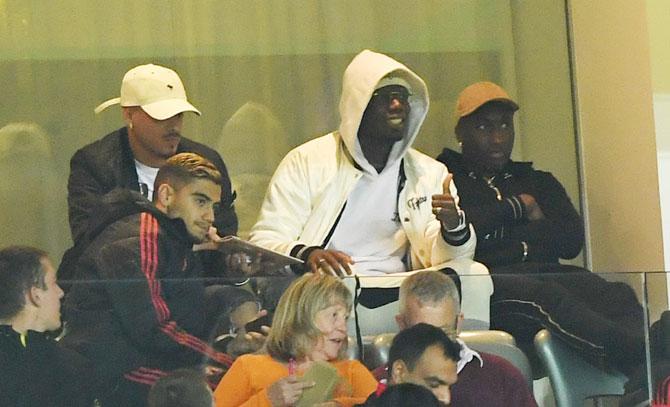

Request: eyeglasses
left=372, top=89, right=412, bottom=104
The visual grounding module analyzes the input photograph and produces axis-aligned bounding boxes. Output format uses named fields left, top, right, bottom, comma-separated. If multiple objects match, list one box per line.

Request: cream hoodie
left=250, top=49, right=476, bottom=271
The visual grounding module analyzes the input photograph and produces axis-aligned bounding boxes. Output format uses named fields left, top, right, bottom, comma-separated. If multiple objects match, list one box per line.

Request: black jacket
left=0, top=326, right=92, bottom=407
left=67, top=127, right=237, bottom=244
left=61, top=190, right=231, bottom=388
left=436, top=149, right=583, bottom=266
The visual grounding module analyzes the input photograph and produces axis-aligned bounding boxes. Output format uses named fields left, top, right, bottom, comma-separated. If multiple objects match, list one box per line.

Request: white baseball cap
left=94, top=64, right=201, bottom=120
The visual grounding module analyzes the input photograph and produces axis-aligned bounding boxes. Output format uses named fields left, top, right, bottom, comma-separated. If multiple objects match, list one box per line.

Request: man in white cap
left=250, top=50, right=475, bottom=278
left=67, top=64, right=237, bottom=245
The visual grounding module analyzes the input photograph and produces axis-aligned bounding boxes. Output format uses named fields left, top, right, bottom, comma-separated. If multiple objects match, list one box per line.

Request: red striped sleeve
left=124, top=367, right=167, bottom=386
left=654, top=375, right=670, bottom=406
left=139, top=213, right=233, bottom=367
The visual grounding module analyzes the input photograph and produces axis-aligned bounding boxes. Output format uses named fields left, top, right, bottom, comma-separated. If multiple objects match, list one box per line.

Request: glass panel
left=647, top=4, right=670, bottom=401
left=0, top=0, right=579, bottom=255
left=0, top=1, right=599, bottom=405
left=58, top=270, right=654, bottom=405
left=648, top=0, right=670, bottom=307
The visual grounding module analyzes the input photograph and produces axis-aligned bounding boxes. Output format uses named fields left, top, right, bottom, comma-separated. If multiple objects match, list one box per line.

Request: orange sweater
left=214, top=354, right=377, bottom=407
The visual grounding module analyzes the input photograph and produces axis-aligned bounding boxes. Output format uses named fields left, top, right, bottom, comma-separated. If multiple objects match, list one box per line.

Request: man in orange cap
left=440, top=81, right=583, bottom=266
left=436, top=81, right=645, bottom=377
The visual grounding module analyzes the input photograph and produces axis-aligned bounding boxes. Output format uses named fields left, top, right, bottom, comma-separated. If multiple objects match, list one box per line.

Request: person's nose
left=337, top=317, right=347, bottom=331
left=436, top=387, right=451, bottom=406
left=203, top=206, right=215, bottom=224
left=389, top=96, right=405, bottom=111
left=166, top=113, right=184, bottom=132
left=56, top=284, right=65, bottom=299
left=490, top=128, right=506, bottom=144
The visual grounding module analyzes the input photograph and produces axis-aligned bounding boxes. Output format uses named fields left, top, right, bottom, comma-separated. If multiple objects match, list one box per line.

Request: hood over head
left=338, top=50, right=429, bottom=174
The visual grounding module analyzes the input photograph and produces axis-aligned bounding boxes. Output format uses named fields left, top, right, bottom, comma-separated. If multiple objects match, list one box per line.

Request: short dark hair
left=147, top=369, right=212, bottom=407
left=388, top=323, right=460, bottom=372
left=363, top=383, right=441, bottom=407
left=153, top=153, right=222, bottom=201
left=0, top=246, right=48, bottom=320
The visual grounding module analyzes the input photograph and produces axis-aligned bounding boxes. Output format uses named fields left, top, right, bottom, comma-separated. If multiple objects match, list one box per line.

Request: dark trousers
left=489, top=262, right=645, bottom=375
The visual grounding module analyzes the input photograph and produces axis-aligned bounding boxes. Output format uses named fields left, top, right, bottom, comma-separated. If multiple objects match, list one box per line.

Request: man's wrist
left=294, top=245, right=311, bottom=260
left=290, top=245, right=322, bottom=274
left=442, top=209, right=467, bottom=233
left=440, top=209, right=471, bottom=246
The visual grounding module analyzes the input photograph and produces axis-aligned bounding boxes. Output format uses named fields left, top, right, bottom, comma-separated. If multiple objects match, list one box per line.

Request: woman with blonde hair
left=214, top=273, right=377, bottom=406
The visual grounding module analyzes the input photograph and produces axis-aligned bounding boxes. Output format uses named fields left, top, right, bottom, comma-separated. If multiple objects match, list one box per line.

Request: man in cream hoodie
left=251, top=50, right=475, bottom=278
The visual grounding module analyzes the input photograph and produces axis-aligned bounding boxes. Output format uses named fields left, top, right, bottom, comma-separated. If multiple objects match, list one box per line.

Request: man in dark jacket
left=61, top=153, right=236, bottom=406
left=0, top=245, right=92, bottom=406
left=67, top=63, right=237, bottom=245
left=436, top=81, right=645, bottom=376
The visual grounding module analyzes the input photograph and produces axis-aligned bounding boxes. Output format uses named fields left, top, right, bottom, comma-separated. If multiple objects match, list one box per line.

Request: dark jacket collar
left=0, top=325, right=20, bottom=339
left=0, top=325, right=52, bottom=344
left=89, top=189, right=195, bottom=247
left=437, top=148, right=534, bottom=179
left=58, top=183, right=195, bottom=285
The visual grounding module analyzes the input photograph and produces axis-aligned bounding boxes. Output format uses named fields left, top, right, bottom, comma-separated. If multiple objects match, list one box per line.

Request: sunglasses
left=372, top=89, right=412, bottom=103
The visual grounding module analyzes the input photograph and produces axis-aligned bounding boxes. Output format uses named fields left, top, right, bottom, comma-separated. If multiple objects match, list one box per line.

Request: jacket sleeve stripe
left=139, top=212, right=233, bottom=367
left=137, top=366, right=167, bottom=375
left=124, top=367, right=167, bottom=386
left=160, top=322, right=233, bottom=365
left=141, top=213, right=170, bottom=320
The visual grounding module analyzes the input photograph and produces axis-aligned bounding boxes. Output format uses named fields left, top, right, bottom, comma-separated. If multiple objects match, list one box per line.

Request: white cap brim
left=94, top=97, right=201, bottom=119
left=94, top=97, right=121, bottom=115
left=140, top=98, right=201, bottom=120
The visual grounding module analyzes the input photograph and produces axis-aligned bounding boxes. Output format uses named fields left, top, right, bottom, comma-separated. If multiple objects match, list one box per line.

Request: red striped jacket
left=62, top=190, right=232, bottom=388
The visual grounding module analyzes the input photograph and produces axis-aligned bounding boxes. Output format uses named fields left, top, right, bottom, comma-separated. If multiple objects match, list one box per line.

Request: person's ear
left=27, top=286, right=42, bottom=308
left=455, top=120, right=465, bottom=145
left=155, top=183, right=175, bottom=211
left=456, top=312, right=464, bottom=335
left=395, top=314, right=407, bottom=330
left=122, top=107, right=134, bottom=130
left=391, top=360, right=408, bottom=384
